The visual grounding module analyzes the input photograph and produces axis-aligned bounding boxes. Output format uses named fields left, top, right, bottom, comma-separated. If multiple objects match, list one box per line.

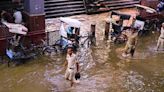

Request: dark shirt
left=157, top=1, right=164, bottom=12
left=2, top=12, right=14, bottom=23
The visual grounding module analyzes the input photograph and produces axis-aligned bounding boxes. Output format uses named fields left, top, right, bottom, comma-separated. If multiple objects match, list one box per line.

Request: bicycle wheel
left=43, top=46, right=58, bottom=56
left=53, top=44, right=62, bottom=54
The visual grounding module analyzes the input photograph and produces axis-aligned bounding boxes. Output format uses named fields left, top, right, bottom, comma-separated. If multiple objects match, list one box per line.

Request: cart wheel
left=53, top=44, right=62, bottom=54
left=37, top=47, right=44, bottom=56
left=43, top=47, right=51, bottom=56
left=43, top=51, right=50, bottom=56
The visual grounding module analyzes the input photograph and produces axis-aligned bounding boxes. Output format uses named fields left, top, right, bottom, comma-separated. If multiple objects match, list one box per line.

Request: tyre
left=43, top=46, right=57, bottom=56
left=53, top=44, right=62, bottom=54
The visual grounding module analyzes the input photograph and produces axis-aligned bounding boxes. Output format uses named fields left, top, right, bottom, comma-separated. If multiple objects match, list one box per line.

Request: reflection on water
left=0, top=8, right=164, bottom=92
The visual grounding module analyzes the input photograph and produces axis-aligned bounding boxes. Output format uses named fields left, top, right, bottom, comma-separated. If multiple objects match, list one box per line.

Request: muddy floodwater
left=0, top=9, right=164, bottom=92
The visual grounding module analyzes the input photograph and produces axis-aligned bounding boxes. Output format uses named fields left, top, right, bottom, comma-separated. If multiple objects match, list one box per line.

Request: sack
left=75, top=72, right=81, bottom=80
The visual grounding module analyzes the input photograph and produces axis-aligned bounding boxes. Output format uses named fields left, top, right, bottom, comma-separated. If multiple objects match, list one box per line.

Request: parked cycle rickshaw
left=134, top=4, right=164, bottom=34
left=3, top=22, right=37, bottom=66
left=108, top=3, right=164, bottom=44
left=52, top=17, right=82, bottom=53
left=52, top=17, right=95, bottom=53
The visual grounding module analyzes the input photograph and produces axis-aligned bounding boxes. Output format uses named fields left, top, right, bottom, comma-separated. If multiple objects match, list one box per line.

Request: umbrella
left=59, top=17, right=82, bottom=28
left=135, top=4, right=156, bottom=13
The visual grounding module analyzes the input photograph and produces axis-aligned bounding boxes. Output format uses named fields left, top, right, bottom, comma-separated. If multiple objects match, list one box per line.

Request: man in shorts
left=64, top=47, right=79, bottom=87
left=156, top=23, right=164, bottom=51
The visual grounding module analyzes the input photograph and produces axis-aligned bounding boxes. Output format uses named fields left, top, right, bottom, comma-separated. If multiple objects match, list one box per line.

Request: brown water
left=0, top=9, right=164, bottom=92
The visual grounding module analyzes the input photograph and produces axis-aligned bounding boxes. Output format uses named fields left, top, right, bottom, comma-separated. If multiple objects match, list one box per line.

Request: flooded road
left=0, top=8, right=164, bottom=92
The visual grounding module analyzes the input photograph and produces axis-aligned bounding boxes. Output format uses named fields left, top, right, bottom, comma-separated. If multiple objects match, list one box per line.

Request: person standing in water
left=64, top=47, right=79, bottom=87
left=122, top=27, right=138, bottom=57
left=13, top=8, right=22, bottom=24
left=156, top=23, right=164, bottom=51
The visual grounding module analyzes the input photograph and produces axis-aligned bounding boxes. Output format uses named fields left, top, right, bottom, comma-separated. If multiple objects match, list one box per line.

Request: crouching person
left=122, top=27, right=138, bottom=57
left=156, top=23, right=164, bottom=51
left=64, top=46, right=80, bottom=87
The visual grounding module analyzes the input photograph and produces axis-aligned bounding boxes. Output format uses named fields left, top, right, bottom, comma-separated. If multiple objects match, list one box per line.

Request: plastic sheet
left=2, top=22, right=28, bottom=35
left=59, top=23, right=67, bottom=38
left=59, top=17, right=81, bottom=28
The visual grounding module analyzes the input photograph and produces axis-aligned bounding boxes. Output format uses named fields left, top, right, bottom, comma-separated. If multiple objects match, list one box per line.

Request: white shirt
left=13, top=11, right=22, bottom=24
left=66, top=53, right=77, bottom=69
left=160, top=27, right=164, bottom=38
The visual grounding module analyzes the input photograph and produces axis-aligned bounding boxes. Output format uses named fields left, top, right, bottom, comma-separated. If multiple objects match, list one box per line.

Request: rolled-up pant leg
left=161, top=38, right=164, bottom=50
left=157, top=38, right=162, bottom=50
left=124, top=44, right=130, bottom=54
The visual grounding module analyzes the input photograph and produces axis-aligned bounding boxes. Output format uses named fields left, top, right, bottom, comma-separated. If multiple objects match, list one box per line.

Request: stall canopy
left=59, top=17, right=82, bottom=28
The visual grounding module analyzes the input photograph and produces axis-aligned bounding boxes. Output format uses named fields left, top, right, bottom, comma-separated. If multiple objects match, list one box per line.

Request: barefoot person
left=64, top=47, right=79, bottom=87
left=156, top=23, right=164, bottom=51
left=122, top=27, right=138, bottom=57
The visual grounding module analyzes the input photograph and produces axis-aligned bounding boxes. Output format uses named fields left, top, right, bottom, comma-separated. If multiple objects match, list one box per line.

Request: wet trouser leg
left=130, top=47, right=135, bottom=57
left=124, top=44, right=130, bottom=54
left=156, top=37, right=163, bottom=50
left=156, top=38, right=161, bottom=50
left=124, top=43, right=135, bottom=57
left=160, top=38, right=164, bottom=50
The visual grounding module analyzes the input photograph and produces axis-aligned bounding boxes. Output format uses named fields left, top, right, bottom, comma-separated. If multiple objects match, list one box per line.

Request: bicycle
left=52, top=31, right=96, bottom=54
left=52, top=36, right=79, bottom=54
left=28, top=39, right=58, bottom=56
left=6, top=37, right=37, bottom=66
left=143, top=18, right=161, bottom=34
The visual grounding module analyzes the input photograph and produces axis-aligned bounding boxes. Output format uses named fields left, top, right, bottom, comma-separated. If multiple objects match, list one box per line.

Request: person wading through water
left=156, top=22, right=164, bottom=51
left=64, top=46, right=80, bottom=87
left=122, top=27, right=138, bottom=57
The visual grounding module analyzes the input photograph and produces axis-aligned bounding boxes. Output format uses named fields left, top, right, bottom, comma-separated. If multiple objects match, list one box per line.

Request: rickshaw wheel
left=42, top=46, right=58, bottom=56
left=53, top=44, right=62, bottom=54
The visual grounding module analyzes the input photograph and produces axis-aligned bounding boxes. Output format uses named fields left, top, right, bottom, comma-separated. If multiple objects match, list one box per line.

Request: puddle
left=0, top=8, right=164, bottom=92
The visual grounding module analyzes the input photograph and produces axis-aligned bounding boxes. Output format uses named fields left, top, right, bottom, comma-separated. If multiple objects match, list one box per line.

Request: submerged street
left=0, top=9, right=164, bottom=92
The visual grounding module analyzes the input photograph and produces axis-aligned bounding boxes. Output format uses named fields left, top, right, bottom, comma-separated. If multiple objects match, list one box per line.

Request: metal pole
left=91, top=24, right=96, bottom=38
left=46, top=32, right=49, bottom=46
left=91, top=24, right=96, bottom=46
left=104, top=21, right=110, bottom=40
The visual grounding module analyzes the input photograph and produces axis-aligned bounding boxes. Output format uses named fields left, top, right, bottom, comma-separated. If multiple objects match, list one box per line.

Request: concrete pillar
left=23, top=0, right=46, bottom=45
